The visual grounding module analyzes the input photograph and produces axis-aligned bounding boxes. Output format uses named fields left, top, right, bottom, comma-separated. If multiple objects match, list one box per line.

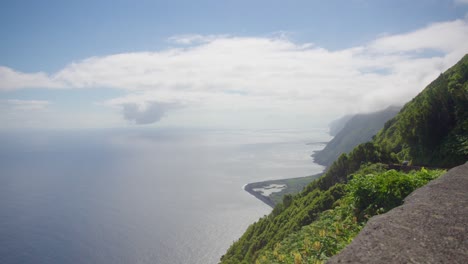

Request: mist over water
left=0, top=128, right=329, bottom=264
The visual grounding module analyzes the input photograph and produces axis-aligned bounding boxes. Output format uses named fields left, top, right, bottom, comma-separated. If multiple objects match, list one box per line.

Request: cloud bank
left=1, top=19, right=468, bottom=126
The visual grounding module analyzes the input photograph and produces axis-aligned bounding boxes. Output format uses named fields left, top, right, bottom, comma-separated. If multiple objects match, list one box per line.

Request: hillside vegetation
left=220, top=54, right=468, bottom=264
left=256, top=166, right=444, bottom=264
left=374, top=57, right=468, bottom=167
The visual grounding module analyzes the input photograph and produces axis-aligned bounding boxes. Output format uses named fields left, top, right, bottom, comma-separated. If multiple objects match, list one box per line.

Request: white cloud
left=455, top=0, right=468, bottom=4
left=368, top=20, right=468, bottom=55
left=168, top=34, right=229, bottom=45
left=0, top=67, right=64, bottom=90
left=1, top=19, right=468, bottom=127
left=120, top=101, right=180, bottom=124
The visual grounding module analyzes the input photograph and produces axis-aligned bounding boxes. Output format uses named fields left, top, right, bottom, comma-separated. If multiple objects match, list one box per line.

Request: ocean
left=0, top=128, right=329, bottom=264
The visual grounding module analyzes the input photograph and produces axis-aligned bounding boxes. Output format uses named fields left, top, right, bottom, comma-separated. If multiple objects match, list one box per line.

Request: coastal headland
left=244, top=173, right=323, bottom=207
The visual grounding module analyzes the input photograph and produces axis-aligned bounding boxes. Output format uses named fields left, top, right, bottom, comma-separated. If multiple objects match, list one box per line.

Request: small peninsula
left=244, top=173, right=323, bottom=207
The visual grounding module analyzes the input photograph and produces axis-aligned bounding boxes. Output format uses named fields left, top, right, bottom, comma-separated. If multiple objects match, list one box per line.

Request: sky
left=1, top=0, right=468, bottom=130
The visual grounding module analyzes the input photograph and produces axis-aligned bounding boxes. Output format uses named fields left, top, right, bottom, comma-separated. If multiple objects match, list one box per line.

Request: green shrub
left=347, top=168, right=444, bottom=219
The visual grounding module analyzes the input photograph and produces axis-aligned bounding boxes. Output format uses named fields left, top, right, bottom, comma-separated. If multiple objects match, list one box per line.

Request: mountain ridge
left=313, top=106, right=400, bottom=167
left=220, top=54, right=468, bottom=264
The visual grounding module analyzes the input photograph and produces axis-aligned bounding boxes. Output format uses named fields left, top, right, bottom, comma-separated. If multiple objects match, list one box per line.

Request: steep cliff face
left=374, top=54, right=468, bottom=167
left=328, top=162, right=468, bottom=264
left=220, top=54, right=468, bottom=264
left=328, top=115, right=353, bottom=137
left=314, top=106, right=400, bottom=167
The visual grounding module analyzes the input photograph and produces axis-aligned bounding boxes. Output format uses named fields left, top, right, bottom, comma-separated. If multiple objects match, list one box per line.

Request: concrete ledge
left=328, top=162, right=468, bottom=264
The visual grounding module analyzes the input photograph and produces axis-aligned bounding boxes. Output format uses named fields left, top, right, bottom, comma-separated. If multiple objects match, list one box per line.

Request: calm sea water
left=0, top=128, right=329, bottom=264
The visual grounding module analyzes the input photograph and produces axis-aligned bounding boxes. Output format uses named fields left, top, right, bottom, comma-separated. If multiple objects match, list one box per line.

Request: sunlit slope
left=220, top=54, right=467, bottom=264
left=374, top=54, right=468, bottom=167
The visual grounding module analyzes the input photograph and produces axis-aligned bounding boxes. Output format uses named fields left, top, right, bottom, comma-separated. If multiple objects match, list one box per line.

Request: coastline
left=244, top=182, right=276, bottom=208
left=244, top=138, right=329, bottom=208
left=244, top=173, right=323, bottom=208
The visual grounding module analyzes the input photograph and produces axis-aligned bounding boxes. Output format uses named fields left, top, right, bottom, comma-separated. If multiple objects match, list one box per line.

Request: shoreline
left=244, top=182, right=276, bottom=208
left=244, top=138, right=329, bottom=208
left=244, top=173, right=323, bottom=208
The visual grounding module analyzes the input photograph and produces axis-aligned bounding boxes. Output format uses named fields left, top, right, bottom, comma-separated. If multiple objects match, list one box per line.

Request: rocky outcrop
left=328, top=162, right=468, bottom=264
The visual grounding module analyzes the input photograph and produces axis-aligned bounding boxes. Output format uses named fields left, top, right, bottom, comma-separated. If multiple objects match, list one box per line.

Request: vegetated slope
left=313, top=106, right=400, bottom=167
left=257, top=166, right=445, bottom=264
left=374, top=55, right=468, bottom=168
left=220, top=54, right=468, bottom=264
left=328, top=162, right=468, bottom=264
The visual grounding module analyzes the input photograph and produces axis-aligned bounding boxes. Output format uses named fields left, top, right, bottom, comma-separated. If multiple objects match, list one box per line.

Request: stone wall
left=328, top=162, right=468, bottom=264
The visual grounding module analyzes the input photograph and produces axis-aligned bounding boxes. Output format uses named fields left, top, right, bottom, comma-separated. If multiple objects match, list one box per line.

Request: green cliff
left=314, top=106, right=400, bottom=167
left=220, top=54, right=468, bottom=264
